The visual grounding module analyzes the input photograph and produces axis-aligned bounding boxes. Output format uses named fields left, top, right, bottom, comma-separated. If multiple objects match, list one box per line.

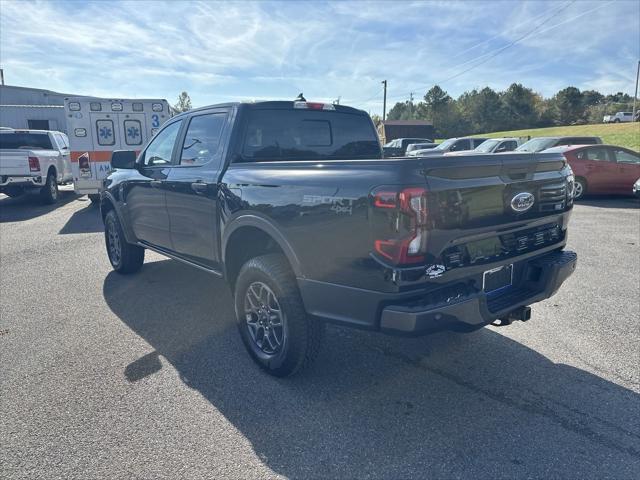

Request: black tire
left=234, top=253, right=324, bottom=377
left=613, top=118, right=621, bottom=123
left=40, top=171, right=58, bottom=204
left=574, top=177, right=587, bottom=200
left=88, top=194, right=101, bottom=206
left=104, top=209, right=145, bottom=274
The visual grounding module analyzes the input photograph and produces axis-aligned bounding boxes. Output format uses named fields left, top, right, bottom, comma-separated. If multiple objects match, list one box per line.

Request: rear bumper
left=380, top=250, right=576, bottom=334
left=299, top=249, right=577, bottom=336
left=0, top=175, right=44, bottom=188
left=74, top=179, right=102, bottom=195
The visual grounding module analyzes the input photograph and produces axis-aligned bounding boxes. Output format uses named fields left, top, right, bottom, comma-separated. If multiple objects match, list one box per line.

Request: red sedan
left=544, top=145, right=640, bottom=199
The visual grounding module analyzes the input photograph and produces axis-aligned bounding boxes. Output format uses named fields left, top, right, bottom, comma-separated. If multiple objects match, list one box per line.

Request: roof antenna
left=295, top=93, right=306, bottom=102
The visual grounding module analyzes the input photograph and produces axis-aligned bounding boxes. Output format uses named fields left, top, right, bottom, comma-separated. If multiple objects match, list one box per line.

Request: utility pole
left=381, top=80, right=387, bottom=121
left=409, top=92, right=414, bottom=119
left=633, top=60, right=640, bottom=121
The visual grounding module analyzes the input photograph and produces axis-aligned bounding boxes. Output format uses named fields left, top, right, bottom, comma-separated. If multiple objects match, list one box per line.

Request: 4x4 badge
left=510, top=192, right=535, bottom=213
left=426, top=264, right=446, bottom=278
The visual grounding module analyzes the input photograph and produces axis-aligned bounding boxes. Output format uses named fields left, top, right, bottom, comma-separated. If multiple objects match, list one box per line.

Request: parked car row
left=407, top=137, right=490, bottom=156
left=381, top=132, right=638, bottom=199
left=382, top=137, right=433, bottom=157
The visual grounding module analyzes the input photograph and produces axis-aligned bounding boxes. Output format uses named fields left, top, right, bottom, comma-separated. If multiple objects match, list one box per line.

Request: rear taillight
left=28, top=156, right=40, bottom=172
left=371, top=186, right=429, bottom=265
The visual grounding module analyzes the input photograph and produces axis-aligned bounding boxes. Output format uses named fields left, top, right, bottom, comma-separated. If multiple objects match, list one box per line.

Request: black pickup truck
left=101, top=100, right=577, bottom=376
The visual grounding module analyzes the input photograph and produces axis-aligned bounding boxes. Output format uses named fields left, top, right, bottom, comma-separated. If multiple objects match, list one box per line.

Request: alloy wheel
left=107, top=219, right=122, bottom=266
left=244, top=281, right=285, bottom=355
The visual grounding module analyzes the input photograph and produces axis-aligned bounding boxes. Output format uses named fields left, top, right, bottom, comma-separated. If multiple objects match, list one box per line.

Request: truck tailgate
left=423, top=152, right=572, bottom=264
left=0, top=150, right=32, bottom=176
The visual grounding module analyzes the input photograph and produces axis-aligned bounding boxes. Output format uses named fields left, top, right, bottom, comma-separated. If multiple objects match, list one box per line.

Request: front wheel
left=104, top=210, right=145, bottom=274
left=88, top=194, right=101, bottom=205
left=234, top=253, right=324, bottom=377
left=40, top=172, right=58, bottom=204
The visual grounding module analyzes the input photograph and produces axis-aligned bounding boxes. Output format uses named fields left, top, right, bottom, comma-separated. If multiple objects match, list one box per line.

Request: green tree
left=386, top=102, right=408, bottom=121
left=582, top=90, right=604, bottom=107
left=420, top=85, right=459, bottom=137
left=174, top=91, right=192, bottom=113
left=501, top=83, right=539, bottom=128
left=458, top=87, right=503, bottom=133
left=552, top=86, right=584, bottom=125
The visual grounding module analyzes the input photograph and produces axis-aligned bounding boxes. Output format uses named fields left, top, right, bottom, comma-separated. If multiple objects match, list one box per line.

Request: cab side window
left=141, top=120, right=182, bottom=166
left=180, top=113, right=226, bottom=167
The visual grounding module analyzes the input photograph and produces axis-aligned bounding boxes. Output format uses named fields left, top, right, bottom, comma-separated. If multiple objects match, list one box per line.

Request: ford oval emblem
left=510, top=192, right=535, bottom=213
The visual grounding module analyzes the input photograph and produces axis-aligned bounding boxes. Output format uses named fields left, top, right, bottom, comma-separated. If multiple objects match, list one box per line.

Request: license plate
left=483, top=264, right=513, bottom=293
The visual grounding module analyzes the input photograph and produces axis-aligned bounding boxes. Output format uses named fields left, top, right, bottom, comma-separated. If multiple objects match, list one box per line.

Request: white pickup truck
left=0, top=129, right=73, bottom=203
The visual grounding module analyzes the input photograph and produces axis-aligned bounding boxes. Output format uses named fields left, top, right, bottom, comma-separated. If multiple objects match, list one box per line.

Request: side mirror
left=111, top=150, right=137, bottom=169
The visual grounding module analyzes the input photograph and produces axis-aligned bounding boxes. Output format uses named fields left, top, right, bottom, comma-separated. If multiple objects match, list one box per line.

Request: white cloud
left=0, top=0, right=638, bottom=114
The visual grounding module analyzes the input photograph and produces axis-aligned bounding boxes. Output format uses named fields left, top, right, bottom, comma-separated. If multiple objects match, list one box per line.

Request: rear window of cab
left=240, top=109, right=380, bottom=162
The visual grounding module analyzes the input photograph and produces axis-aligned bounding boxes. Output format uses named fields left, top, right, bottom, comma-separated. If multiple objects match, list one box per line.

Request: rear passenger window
left=180, top=113, right=226, bottom=166
left=612, top=148, right=639, bottom=164
left=241, top=109, right=379, bottom=162
left=124, top=119, right=143, bottom=146
left=96, top=119, right=115, bottom=146
left=584, top=148, right=609, bottom=161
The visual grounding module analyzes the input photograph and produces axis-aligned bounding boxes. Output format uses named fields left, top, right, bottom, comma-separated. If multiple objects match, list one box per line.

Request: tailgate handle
left=504, top=168, right=529, bottom=180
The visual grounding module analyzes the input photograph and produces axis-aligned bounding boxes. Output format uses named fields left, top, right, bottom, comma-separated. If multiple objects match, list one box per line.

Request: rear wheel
left=88, top=194, right=101, bottom=206
left=40, top=171, right=58, bottom=204
left=234, top=253, right=324, bottom=377
left=574, top=178, right=587, bottom=199
left=104, top=210, right=145, bottom=274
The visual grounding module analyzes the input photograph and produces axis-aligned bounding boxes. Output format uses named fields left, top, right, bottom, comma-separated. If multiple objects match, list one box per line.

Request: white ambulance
left=63, top=96, right=171, bottom=201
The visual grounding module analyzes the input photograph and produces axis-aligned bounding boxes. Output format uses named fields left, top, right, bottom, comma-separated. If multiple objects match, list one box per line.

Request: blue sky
left=1, top=0, right=639, bottom=115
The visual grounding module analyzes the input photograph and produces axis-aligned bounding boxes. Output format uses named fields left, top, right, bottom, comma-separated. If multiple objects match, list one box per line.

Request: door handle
left=150, top=180, right=163, bottom=188
left=191, top=181, right=208, bottom=194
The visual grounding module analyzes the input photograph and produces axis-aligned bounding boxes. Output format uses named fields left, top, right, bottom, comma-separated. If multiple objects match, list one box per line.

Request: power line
left=385, top=0, right=577, bottom=103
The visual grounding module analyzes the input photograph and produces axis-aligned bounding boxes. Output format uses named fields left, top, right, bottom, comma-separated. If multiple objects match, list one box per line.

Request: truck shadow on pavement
left=58, top=202, right=103, bottom=234
left=0, top=191, right=77, bottom=222
left=103, top=259, right=640, bottom=478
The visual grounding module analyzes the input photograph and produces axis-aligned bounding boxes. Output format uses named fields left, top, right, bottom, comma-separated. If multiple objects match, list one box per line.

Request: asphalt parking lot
left=1, top=191, right=639, bottom=479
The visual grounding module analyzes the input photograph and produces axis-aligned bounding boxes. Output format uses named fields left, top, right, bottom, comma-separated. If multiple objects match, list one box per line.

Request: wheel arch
left=222, top=215, right=302, bottom=288
left=101, top=191, right=137, bottom=244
